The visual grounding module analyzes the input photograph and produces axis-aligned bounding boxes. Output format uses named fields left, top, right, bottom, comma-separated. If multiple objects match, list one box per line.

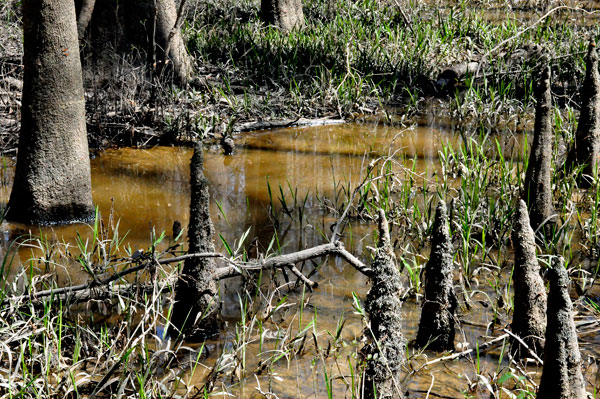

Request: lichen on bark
left=416, top=200, right=457, bottom=352
left=510, top=199, right=547, bottom=359
left=362, top=209, right=405, bottom=399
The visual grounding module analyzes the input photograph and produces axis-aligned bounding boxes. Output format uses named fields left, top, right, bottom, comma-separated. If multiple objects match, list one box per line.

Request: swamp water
left=0, top=121, right=598, bottom=398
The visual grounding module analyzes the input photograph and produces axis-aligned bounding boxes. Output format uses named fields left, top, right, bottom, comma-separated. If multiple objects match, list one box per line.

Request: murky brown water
left=0, top=122, right=597, bottom=398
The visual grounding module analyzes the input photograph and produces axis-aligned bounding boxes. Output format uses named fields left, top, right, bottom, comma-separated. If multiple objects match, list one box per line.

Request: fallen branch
left=423, top=333, right=509, bottom=367
left=214, top=241, right=372, bottom=279
left=288, top=264, right=317, bottom=290
left=234, top=117, right=344, bottom=133
left=5, top=252, right=222, bottom=303
left=4, top=242, right=370, bottom=304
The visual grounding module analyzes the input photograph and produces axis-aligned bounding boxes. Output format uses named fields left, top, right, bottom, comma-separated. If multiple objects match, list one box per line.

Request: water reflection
left=0, top=121, right=584, bottom=398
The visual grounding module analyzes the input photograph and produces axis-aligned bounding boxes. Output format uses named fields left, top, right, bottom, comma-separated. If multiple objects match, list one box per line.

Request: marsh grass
left=185, top=0, right=600, bottom=126
left=2, top=0, right=600, bottom=149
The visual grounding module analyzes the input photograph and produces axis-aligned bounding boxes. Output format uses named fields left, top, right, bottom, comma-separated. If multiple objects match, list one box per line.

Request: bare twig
left=422, top=333, right=509, bottom=367
left=502, top=328, right=544, bottom=364
left=215, top=241, right=372, bottom=279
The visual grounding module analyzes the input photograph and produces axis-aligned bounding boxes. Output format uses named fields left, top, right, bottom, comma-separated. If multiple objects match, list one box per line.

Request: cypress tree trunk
left=152, top=0, right=193, bottom=84
left=78, top=0, right=193, bottom=85
left=261, top=0, right=305, bottom=31
left=7, top=0, right=93, bottom=225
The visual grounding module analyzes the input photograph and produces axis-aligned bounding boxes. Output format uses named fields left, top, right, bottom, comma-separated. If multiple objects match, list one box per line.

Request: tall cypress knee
left=510, top=199, right=547, bottom=359
left=362, top=209, right=405, bottom=399
left=537, top=257, right=586, bottom=399
left=171, top=144, right=220, bottom=340
left=416, top=200, right=457, bottom=352
left=565, top=41, right=600, bottom=185
left=524, top=65, right=555, bottom=232
left=7, top=0, right=93, bottom=225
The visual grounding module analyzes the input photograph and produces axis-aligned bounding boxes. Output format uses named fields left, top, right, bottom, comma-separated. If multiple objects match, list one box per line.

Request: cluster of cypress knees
left=362, top=40, right=599, bottom=399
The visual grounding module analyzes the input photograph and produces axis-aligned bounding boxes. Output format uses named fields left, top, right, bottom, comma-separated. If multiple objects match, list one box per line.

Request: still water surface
left=0, top=122, right=597, bottom=397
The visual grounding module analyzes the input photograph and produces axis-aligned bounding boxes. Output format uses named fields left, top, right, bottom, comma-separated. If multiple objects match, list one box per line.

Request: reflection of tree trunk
left=261, top=0, right=304, bottom=31
left=170, top=145, right=221, bottom=340
left=7, top=0, right=93, bottom=225
left=78, top=0, right=192, bottom=85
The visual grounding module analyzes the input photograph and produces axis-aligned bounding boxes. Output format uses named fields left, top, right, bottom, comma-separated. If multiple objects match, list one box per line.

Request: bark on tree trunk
left=153, top=0, right=193, bottom=84
left=7, top=0, right=93, bottom=225
left=76, top=0, right=96, bottom=38
left=78, top=0, right=193, bottom=85
left=261, top=0, right=305, bottom=32
left=170, top=144, right=220, bottom=340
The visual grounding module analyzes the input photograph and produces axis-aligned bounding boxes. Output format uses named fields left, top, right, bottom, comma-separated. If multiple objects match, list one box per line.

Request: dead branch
left=234, top=117, right=344, bottom=133
left=422, top=333, right=509, bottom=367
left=4, top=242, right=370, bottom=305
left=502, top=328, right=544, bottom=364
left=214, top=241, right=372, bottom=279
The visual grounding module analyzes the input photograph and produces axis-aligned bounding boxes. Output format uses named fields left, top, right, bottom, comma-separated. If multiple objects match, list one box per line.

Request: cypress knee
left=524, top=65, right=555, bottom=232
left=170, top=144, right=221, bottom=340
left=537, top=257, right=586, bottom=399
left=510, top=199, right=547, bottom=359
left=416, top=200, right=457, bottom=352
left=565, top=41, right=600, bottom=186
left=362, top=209, right=405, bottom=399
